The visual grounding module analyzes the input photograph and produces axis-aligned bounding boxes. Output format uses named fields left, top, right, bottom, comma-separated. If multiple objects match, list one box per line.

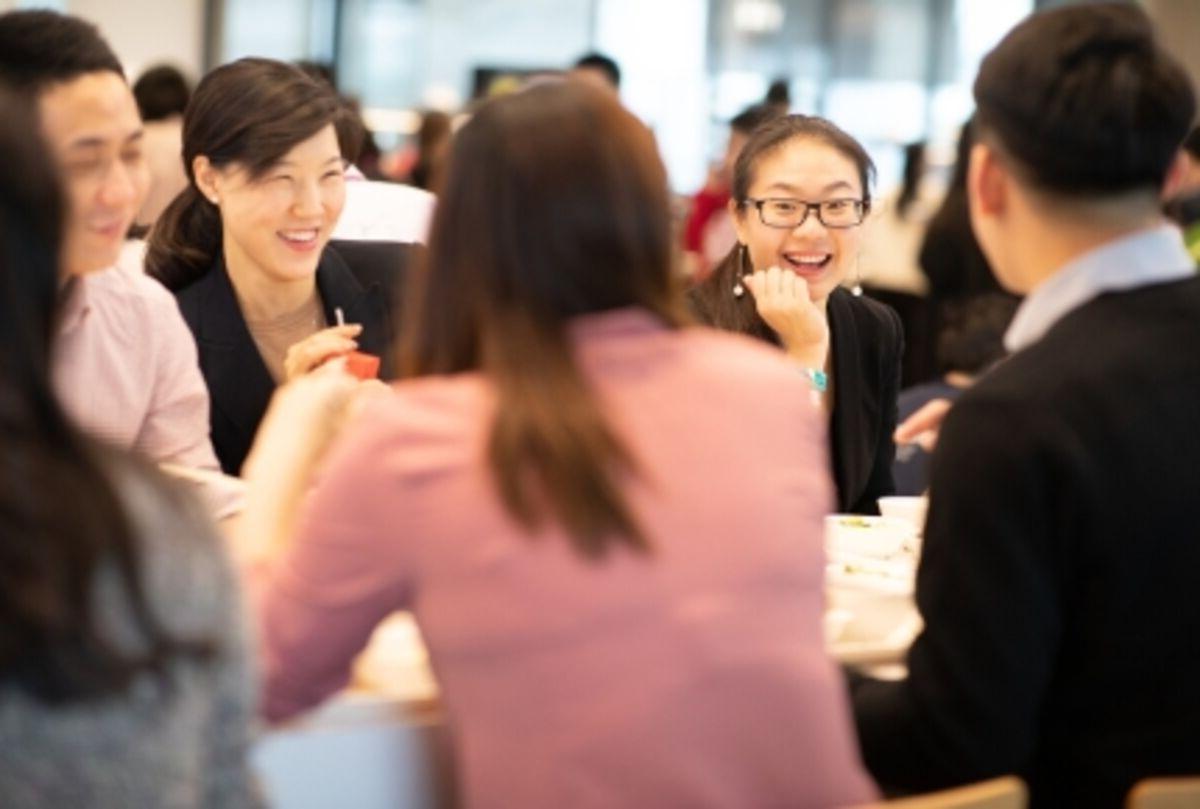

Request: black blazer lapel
left=315, top=246, right=395, bottom=378
left=189, top=262, right=276, bottom=474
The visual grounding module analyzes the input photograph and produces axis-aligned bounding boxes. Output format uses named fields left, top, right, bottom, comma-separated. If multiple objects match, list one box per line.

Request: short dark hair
left=973, top=2, right=1195, bottom=197
left=573, top=52, right=620, bottom=88
left=132, top=64, right=190, bottom=121
left=0, top=10, right=123, bottom=97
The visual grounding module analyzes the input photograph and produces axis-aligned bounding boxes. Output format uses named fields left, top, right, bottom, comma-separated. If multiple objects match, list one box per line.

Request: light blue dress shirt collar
left=1004, top=223, right=1196, bottom=353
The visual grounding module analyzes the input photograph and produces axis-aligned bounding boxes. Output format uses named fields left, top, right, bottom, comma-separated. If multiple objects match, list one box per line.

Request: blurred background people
left=681, top=102, right=783, bottom=281
left=0, top=10, right=235, bottom=519
left=0, top=83, right=257, bottom=809
left=405, top=109, right=451, bottom=191
left=920, top=117, right=1018, bottom=315
left=690, top=115, right=903, bottom=515
left=891, top=292, right=1018, bottom=495
left=146, top=58, right=398, bottom=476
left=569, top=50, right=620, bottom=93
left=851, top=5, right=1200, bottom=806
left=858, top=139, right=941, bottom=385
left=131, top=63, right=191, bottom=230
left=237, top=82, right=876, bottom=808
left=764, top=76, right=791, bottom=115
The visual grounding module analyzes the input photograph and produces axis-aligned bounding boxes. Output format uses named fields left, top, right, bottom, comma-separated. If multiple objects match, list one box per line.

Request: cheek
left=830, top=230, right=861, bottom=273
left=324, top=184, right=347, bottom=217
left=743, top=225, right=785, bottom=270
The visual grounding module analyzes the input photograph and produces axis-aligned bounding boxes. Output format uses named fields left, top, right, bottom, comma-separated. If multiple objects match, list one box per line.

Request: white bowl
left=877, top=496, right=929, bottom=533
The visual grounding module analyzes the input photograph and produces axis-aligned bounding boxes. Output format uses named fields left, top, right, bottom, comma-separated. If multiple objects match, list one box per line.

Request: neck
left=223, top=248, right=318, bottom=321
left=1009, top=196, right=1164, bottom=294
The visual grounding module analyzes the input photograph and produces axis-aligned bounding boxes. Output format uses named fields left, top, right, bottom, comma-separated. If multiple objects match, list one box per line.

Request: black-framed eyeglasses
left=743, top=197, right=868, bottom=230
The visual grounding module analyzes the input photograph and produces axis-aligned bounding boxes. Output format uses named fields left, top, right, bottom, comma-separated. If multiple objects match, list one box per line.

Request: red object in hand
left=344, top=351, right=380, bottom=380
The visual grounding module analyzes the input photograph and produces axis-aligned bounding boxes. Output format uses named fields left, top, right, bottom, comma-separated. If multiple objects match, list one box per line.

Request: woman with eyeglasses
left=690, top=116, right=902, bottom=515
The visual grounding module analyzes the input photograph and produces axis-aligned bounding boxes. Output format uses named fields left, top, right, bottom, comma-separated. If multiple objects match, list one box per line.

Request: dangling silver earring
left=851, top=255, right=863, bottom=297
left=733, top=244, right=748, bottom=298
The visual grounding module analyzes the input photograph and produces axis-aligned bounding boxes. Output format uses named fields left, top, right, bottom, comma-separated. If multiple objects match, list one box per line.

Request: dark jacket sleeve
left=850, top=393, right=1062, bottom=791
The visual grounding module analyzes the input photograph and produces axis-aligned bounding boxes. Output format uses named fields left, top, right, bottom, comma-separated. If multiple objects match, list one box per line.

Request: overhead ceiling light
left=733, top=0, right=785, bottom=34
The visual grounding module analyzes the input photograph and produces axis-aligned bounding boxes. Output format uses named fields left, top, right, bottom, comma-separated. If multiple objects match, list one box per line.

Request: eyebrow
left=275, top=156, right=345, bottom=168
left=764, top=179, right=856, bottom=195
left=65, top=129, right=144, bottom=152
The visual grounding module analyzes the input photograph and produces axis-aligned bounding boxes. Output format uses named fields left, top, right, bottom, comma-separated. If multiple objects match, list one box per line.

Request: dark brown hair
left=690, top=114, right=875, bottom=341
left=401, top=81, right=686, bottom=558
left=974, top=2, right=1195, bottom=197
left=0, top=85, right=211, bottom=704
left=146, top=57, right=359, bottom=291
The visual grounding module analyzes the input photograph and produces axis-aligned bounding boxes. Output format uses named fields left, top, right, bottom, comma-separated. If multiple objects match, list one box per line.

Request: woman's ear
left=192, top=155, right=221, bottom=205
left=728, top=198, right=750, bottom=246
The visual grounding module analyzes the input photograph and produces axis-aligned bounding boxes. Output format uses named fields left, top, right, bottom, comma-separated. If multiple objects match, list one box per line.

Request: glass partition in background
left=211, top=0, right=1033, bottom=193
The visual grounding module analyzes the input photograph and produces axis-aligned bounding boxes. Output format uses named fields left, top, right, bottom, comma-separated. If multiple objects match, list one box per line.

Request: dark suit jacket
left=175, top=242, right=409, bottom=475
left=827, top=288, right=903, bottom=514
left=851, top=276, right=1200, bottom=808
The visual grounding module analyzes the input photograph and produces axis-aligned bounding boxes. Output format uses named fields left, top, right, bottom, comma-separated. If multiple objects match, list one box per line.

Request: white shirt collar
left=1004, top=223, right=1196, bottom=352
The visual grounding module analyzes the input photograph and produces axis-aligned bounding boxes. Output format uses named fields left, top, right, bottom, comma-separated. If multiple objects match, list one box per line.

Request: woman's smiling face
left=732, top=136, right=867, bottom=304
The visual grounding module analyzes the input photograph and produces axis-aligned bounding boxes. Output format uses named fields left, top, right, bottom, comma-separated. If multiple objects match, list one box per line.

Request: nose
left=792, top=206, right=827, bottom=235
left=97, top=158, right=140, bottom=208
left=292, top=178, right=323, bottom=218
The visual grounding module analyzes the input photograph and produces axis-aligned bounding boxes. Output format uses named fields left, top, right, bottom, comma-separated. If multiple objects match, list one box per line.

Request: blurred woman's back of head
left=403, top=81, right=686, bottom=558
left=0, top=87, right=62, bottom=390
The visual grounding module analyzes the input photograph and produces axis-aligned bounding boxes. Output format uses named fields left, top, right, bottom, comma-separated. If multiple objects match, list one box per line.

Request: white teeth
left=786, top=254, right=829, bottom=266
left=280, top=229, right=318, bottom=243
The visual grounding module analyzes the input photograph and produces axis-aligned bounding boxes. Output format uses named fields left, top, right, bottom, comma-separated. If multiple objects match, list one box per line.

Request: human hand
left=744, top=265, right=829, bottom=363
left=244, top=360, right=360, bottom=484
left=282, top=324, right=363, bottom=381
left=894, top=397, right=953, bottom=452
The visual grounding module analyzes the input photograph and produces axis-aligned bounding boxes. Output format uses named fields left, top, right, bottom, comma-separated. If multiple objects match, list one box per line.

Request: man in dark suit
left=850, top=5, right=1200, bottom=807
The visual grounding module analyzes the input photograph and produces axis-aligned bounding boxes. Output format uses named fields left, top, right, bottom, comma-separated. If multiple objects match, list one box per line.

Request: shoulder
left=78, top=263, right=194, bottom=346
left=829, top=288, right=903, bottom=351
left=84, top=261, right=176, bottom=311
left=100, top=448, right=229, bottom=584
left=171, top=261, right=224, bottom=317
left=831, top=288, right=900, bottom=329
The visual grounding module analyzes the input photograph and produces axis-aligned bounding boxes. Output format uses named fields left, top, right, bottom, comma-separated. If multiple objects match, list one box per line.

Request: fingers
left=894, top=397, right=954, bottom=450
left=283, top=325, right=363, bottom=381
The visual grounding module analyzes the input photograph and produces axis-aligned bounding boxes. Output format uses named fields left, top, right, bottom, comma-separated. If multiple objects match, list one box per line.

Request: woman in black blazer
left=146, top=58, right=399, bottom=474
left=691, top=115, right=902, bottom=514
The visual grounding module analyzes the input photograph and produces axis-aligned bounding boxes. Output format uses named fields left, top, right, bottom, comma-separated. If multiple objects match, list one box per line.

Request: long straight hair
left=146, top=58, right=357, bottom=291
left=400, top=82, right=687, bottom=558
left=690, top=115, right=876, bottom=341
left=0, top=87, right=210, bottom=703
